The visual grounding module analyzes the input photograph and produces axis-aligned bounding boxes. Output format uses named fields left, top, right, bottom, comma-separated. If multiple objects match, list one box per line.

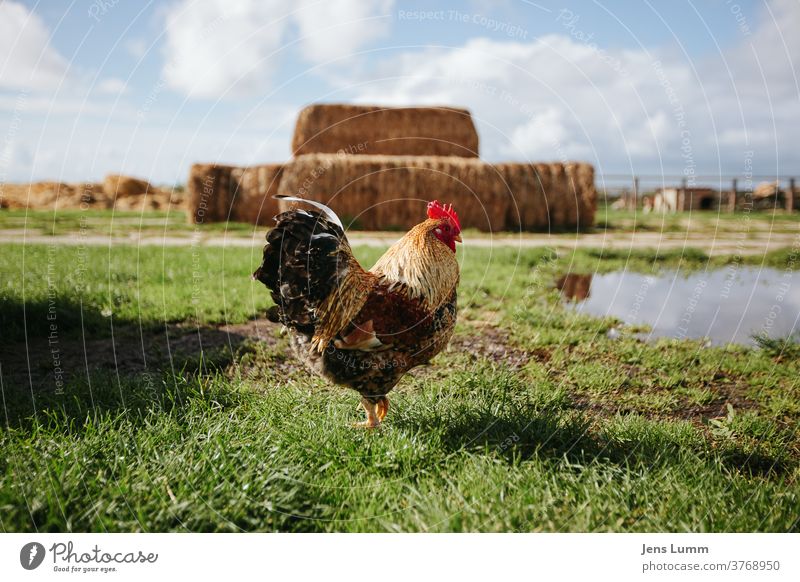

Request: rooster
left=253, top=197, right=461, bottom=427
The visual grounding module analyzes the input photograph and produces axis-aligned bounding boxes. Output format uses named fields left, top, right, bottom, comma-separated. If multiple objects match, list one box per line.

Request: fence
left=597, top=174, right=798, bottom=212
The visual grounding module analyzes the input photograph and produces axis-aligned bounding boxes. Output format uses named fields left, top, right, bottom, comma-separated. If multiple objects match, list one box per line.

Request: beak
left=454, top=233, right=462, bottom=243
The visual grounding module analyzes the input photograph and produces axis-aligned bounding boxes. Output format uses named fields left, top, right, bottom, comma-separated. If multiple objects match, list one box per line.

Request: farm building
left=652, top=186, right=721, bottom=212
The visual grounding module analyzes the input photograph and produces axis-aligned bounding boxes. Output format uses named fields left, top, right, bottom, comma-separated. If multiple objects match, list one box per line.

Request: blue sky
left=1, top=0, right=797, bottom=186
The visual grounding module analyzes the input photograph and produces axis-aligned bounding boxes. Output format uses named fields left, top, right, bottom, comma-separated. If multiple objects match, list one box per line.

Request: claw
left=353, top=398, right=381, bottom=429
left=376, top=396, right=389, bottom=421
left=352, top=419, right=381, bottom=429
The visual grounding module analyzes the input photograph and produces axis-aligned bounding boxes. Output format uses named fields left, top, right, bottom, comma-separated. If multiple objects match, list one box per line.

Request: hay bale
left=531, top=163, right=552, bottom=229
left=291, top=104, right=480, bottom=158
left=24, top=182, right=67, bottom=208
left=478, top=162, right=596, bottom=231
left=230, top=164, right=283, bottom=225
left=277, top=154, right=597, bottom=231
left=187, top=163, right=283, bottom=224
left=0, top=181, right=108, bottom=210
left=494, top=163, right=551, bottom=231
left=569, top=162, right=596, bottom=229
left=187, top=164, right=236, bottom=224
left=277, top=154, right=507, bottom=231
left=494, top=163, right=527, bottom=230
left=0, top=178, right=181, bottom=212
left=71, top=183, right=107, bottom=208
left=103, top=174, right=152, bottom=198
left=545, top=163, right=569, bottom=228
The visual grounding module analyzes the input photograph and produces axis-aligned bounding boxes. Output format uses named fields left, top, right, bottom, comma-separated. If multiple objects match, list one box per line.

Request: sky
left=0, top=0, right=798, bottom=186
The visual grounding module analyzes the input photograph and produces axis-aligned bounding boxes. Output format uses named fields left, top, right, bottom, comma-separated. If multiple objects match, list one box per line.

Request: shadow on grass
left=0, top=318, right=264, bottom=432
left=395, top=402, right=796, bottom=479
left=0, top=363, right=248, bottom=435
left=0, top=296, right=113, bottom=345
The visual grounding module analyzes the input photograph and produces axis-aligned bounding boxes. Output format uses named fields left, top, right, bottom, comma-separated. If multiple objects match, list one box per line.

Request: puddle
left=558, top=267, right=800, bottom=346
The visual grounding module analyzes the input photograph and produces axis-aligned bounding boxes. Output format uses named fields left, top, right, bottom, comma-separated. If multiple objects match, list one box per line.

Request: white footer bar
left=1, top=533, right=797, bottom=581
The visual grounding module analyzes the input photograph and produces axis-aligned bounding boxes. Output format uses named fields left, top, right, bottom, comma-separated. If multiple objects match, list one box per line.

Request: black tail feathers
left=254, top=209, right=348, bottom=335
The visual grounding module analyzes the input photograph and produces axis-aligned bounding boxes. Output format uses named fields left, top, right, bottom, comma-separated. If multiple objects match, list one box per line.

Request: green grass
left=1, top=241, right=799, bottom=532
left=1, top=362, right=797, bottom=532
left=594, top=201, right=800, bottom=234
left=0, top=208, right=257, bottom=237
left=4, top=204, right=800, bottom=239
left=3, top=240, right=795, bottom=346
left=0, top=243, right=270, bottom=344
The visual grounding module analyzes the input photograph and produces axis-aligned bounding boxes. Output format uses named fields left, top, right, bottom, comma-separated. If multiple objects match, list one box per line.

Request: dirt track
left=2, top=229, right=798, bottom=256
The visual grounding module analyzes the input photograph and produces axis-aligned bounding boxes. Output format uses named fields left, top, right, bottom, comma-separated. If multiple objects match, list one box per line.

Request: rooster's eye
left=444, top=224, right=450, bottom=232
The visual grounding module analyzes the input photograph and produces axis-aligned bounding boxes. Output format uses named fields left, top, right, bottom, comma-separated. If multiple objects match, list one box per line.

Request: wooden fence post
left=680, top=177, right=688, bottom=211
left=632, top=176, right=639, bottom=211
left=729, top=178, right=737, bottom=212
left=789, top=178, right=796, bottom=212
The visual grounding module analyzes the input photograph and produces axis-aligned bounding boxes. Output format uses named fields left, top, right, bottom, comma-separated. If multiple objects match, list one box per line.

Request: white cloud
left=124, top=38, right=149, bottom=60
left=162, top=0, right=394, bottom=99
left=293, top=0, right=393, bottom=63
left=1, top=99, right=295, bottom=184
left=162, top=0, right=289, bottom=99
left=509, top=108, right=569, bottom=158
left=96, top=78, right=128, bottom=95
left=0, top=1, right=69, bottom=91
left=345, top=1, right=800, bottom=174
left=350, top=35, right=674, bottom=167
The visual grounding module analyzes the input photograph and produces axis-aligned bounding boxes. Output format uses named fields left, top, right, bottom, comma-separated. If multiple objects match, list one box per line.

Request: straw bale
left=103, top=174, right=152, bottom=198
left=494, top=163, right=551, bottom=230
left=277, top=154, right=507, bottom=231
left=544, top=163, right=569, bottom=228
left=230, top=164, right=283, bottom=225
left=0, top=181, right=108, bottom=210
left=277, top=154, right=596, bottom=231
left=568, top=162, right=597, bottom=228
left=1, top=177, right=183, bottom=213
left=187, top=164, right=235, bottom=223
left=291, top=104, right=479, bottom=158
left=187, top=163, right=283, bottom=224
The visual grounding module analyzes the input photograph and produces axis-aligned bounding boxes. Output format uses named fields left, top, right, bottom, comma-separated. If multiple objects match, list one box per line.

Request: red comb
left=427, top=200, right=461, bottom=231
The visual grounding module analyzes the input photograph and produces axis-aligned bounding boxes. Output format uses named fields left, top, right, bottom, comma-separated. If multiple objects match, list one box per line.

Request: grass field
left=3, top=203, right=800, bottom=239
left=1, top=214, right=799, bottom=532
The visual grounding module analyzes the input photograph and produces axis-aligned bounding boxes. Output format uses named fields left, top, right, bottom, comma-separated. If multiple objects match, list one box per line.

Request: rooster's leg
left=353, top=397, right=381, bottom=428
left=376, top=396, right=389, bottom=421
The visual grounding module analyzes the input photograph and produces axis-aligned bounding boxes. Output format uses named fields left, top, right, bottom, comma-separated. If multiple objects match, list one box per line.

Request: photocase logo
left=20, top=542, right=46, bottom=570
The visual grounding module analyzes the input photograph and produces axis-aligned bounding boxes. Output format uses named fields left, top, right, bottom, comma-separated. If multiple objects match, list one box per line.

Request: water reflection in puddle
left=558, top=267, right=800, bottom=346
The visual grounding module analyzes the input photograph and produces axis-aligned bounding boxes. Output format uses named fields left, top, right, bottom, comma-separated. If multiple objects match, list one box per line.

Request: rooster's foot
left=376, top=396, right=389, bottom=421
left=352, top=397, right=387, bottom=429
left=352, top=419, right=381, bottom=429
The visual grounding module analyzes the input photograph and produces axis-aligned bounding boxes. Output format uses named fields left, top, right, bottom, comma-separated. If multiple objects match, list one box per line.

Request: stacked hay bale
left=567, top=162, right=597, bottom=229
left=183, top=103, right=597, bottom=230
left=495, top=163, right=546, bottom=230
left=277, top=154, right=508, bottom=231
left=230, top=164, right=283, bottom=225
left=292, top=104, right=479, bottom=158
left=277, top=155, right=596, bottom=232
left=187, top=163, right=282, bottom=224
left=187, top=164, right=236, bottom=224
